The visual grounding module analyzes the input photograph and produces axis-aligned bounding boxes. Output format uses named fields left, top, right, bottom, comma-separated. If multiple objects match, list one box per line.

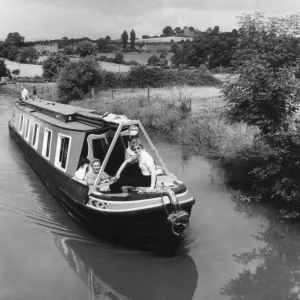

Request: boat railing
left=91, top=120, right=171, bottom=190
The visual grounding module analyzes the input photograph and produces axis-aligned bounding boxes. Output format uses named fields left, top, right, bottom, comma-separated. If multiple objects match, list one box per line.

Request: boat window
left=42, top=128, right=52, bottom=160
left=86, top=132, right=125, bottom=176
left=24, top=117, right=31, bottom=141
left=32, top=123, right=40, bottom=150
left=55, top=134, right=72, bottom=171
left=19, top=114, right=24, bottom=134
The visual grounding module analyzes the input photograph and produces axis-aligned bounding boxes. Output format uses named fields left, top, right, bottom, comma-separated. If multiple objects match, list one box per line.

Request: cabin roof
left=19, top=105, right=98, bottom=131
left=23, top=99, right=95, bottom=115
left=20, top=99, right=139, bottom=127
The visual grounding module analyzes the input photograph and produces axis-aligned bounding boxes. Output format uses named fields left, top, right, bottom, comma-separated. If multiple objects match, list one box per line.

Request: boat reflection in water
left=54, top=234, right=198, bottom=300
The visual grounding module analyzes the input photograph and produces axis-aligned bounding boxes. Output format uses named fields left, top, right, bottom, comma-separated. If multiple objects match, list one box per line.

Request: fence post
left=190, top=98, right=192, bottom=111
left=147, top=87, right=150, bottom=101
left=111, top=88, right=114, bottom=100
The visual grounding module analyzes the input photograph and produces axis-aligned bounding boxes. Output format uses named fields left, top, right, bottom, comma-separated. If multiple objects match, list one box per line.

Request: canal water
left=1, top=92, right=300, bottom=300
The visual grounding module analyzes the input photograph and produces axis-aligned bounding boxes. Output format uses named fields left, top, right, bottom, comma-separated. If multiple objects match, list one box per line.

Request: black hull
left=9, top=123, right=192, bottom=255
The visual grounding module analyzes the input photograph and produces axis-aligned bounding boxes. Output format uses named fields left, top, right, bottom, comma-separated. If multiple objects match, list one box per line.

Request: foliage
left=63, top=45, right=76, bottom=55
left=42, top=53, right=70, bottom=82
left=130, top=29, right=136, bottom=51
left=0, top=59, right=10, bottom=78
left=76, top=41, right=98, bottom=57
left=7, top=46, right=19, bottom=61
left=114, top=52, right=124, bottom=64
left=121, top=30, right=128, bottom=50
left=221, top=13, right=300, bottom=209
left=5, top=32, right=24, bottom=47
left=163, top=26, right=175, bottom=37
left=57, top=57, right=103, bottom=103
left=19, top=47, right=38, bottom=63
left=148, top=55, right=160, bottom=66
left=97, top=38, right=109, bottom=52
left=170, top=30, right=239, bottom=68
left=12, top=69, right=20, bottom=76
left=223, top=12, right=300, bottom=135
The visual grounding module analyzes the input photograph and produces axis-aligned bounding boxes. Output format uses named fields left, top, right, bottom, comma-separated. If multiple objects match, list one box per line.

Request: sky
left=1, top=0, right=300, bottom=41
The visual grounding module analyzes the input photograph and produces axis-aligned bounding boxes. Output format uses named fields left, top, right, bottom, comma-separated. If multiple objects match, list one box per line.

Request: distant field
left=136, top=37, right=193, bottom=43
left=99, top=52, right=173, bottom=65
left=3, top=58, right=130, bottom=76
left=4, top=59, right=43, bottom=77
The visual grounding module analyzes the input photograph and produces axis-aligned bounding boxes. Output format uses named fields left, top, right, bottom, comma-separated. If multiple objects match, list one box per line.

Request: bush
left=97, top=55, right=107, bottom=61
left=114, top=52, right=124, bottom=64
left=126, top=65, right=166, bottom=88
left=125, top=60, right=139, bottom=66
left=148, top=55, right=160, bottom=66
left=57, top=58, right=104, bottom=103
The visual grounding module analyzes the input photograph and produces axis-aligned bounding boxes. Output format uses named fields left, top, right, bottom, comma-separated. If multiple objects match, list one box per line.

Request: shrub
left=104, top=57, right=115, bottom=63
left=125, top=60, right=139, bottom=66
left=97, top=55, right=107, bottom=61
left=126, top=65, right=166, bottom=88
left=57, top=57, right=104, bottom=103
left=148, top=55, right=160, bottom=66
left=114, top=52, right=124, bottom=64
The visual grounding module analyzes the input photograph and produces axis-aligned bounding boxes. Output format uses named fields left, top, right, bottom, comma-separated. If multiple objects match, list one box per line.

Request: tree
left=0, top=59, right=10, bottom=79
left=130, top=29, right=136, bottom=51
left=163, top=26, right=175, bottom=37
left=12, top=69, right=20, bottom=76
left=63, top=45, right=75, bottom=55
left=19, top=47, right=38, bottom=63
left=142, top=35, right=150, bottom=39
left=114, top=52, right=124, bottom=64
left=121, top=30, right=128, bottom=50
left=97, top=38, right=109, bottom=52
left=57, top=58, right=103, bottom=103
left=7, top=46, right=19, bottom=61
left=105, top=36, right=111, bottom=41
left=42, top=53, right=70, bottom=81
left=174, top=27, right=181, bottom=36
left=223, top=12, right=300, bottom=134
left=77, top=41, right=98, bottom=57
left=5, top=32, right=24, bottom=47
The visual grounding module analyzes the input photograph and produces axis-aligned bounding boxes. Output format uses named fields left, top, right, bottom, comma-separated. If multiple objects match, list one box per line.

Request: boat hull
left=9, top=121, right=194, bottom=255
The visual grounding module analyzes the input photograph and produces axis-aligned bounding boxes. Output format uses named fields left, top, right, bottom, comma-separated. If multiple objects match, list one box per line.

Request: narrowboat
left=8, top=98, right=195, bottom=255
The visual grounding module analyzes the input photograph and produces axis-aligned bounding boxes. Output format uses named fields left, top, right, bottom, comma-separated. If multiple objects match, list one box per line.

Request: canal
left=1, top=92, right=300, bottom=300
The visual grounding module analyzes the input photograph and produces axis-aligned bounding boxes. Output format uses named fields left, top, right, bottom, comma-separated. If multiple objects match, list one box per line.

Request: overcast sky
left=1, top=0, right=300, bottom=41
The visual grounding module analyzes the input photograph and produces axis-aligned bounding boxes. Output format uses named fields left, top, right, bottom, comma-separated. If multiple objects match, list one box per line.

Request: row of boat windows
left=19, top=114, right=71, bottom=172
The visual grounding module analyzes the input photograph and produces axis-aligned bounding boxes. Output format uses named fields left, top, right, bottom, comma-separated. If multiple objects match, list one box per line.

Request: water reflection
left=55, top=236, right=197, bottom=300
left=222, top=202, right=300, bottom=300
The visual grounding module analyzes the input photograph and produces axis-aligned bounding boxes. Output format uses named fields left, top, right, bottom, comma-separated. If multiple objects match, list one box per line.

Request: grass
left=4, top=59, right=43, bottom=77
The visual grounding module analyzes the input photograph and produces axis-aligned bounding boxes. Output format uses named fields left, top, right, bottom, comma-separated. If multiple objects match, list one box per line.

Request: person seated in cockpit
left=75, top=158, right=90, bottom=182
left=101, top=139, right=157, bottom=193
left=85, top=159, right=109, bottom=186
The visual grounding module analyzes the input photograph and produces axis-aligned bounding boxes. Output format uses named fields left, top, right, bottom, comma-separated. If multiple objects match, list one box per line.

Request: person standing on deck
left=21, top=85, right=29, bottom=100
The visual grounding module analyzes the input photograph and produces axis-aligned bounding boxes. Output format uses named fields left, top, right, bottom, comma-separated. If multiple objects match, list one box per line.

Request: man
left=21, top=85, right=29, bottom=100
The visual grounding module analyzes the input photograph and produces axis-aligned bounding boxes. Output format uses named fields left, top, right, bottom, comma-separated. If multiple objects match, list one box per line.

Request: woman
left=85, top=159, right=109, bottom=186
left=102, top=139, right=156, bottom=193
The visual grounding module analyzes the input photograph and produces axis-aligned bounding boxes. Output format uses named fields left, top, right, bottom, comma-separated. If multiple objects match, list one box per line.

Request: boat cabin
left=11, top=98, right=171, bottom=189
